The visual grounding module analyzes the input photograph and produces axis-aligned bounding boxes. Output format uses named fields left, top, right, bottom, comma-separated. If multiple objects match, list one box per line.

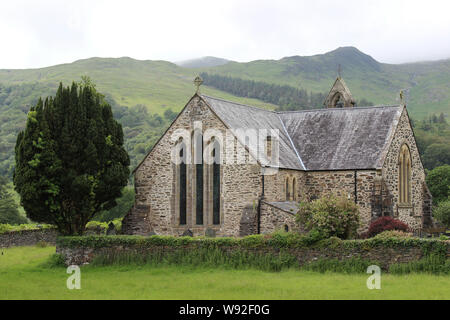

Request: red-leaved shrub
left=367, top=216, right=409, bottom=238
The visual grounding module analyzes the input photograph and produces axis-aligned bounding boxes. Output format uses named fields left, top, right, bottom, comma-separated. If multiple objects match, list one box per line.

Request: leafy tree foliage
left=93, top=186, right=135, bottom=222
left=296, top=195, right=360, bottom=240
left=0, top=176, right=28, bottom=225
left=14, top=79, right=130, bottom=235
left=426, top=165, right=450, bottom=205
left=413, top=113, right=450, bottom=170
left=367, top=216, right=409, bottom=238
left=433, top=199, right=450, bottom=228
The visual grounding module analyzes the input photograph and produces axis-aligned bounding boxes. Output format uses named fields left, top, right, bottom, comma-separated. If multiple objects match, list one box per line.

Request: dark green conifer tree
left=14, top=78, right=130, bottom=235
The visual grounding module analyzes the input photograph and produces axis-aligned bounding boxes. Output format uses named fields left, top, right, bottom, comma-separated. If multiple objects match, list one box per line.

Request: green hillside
left=0, top=57, right=274, bottom=115
left=200, top=47, right=450, bottom=119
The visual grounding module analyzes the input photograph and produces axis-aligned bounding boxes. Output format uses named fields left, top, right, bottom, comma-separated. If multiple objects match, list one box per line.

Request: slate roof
left=202, top=95, right=403, bottom=171
left=263, top=201, right=299, bottom=214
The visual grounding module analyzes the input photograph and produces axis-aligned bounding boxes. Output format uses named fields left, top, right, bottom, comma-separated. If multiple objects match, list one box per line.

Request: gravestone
left=106, top=222, right=116, bottom=235
left=205, top=228, right=216, bottom=238
left=182, top=229, right=193, bottom=237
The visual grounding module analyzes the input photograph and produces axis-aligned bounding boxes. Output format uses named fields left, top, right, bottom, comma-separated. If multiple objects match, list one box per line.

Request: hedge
left=56, top=232, right=450, bottom=257
left=0, top=223, right=56, bottom=235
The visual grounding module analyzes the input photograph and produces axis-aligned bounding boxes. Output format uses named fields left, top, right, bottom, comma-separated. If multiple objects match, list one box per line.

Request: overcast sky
left=1, top=0, right=450, bottom=69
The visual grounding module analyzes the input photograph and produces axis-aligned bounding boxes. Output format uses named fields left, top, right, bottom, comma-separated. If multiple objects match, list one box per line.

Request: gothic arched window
left=292, top=177, right=297, bottom=201
left=285, top=177, right=291, bottom=201
left=194, top=131, right=204, bottom=225
left=398, top=144, right=411, bottom=204
left=212, top=139, right=221, bottom=225
left=179, top=141, right=187, bottom=225
left=332, top=93, right=344, bottom=108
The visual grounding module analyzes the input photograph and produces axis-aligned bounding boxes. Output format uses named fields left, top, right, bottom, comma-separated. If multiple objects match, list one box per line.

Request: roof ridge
left=201, top=94, right=401, bottom=114
left=277, top=105, right=402, bottom=114
left=201, top=95, right=276, bottom=113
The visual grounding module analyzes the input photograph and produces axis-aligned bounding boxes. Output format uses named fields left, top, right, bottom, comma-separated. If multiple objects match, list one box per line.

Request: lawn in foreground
left=0, top=246, right=449, bottom=300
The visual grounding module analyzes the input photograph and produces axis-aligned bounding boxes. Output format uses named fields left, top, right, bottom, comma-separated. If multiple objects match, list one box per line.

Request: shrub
left=433, top=199, right=450, bottom=228
left=85, top=218, right=122, bottom=235
left=373, top=230, right=413, bottom=240
left=367, top=216, right=409, bottom=238
left=0, top=223, right=55, bottom=234
left=296, top=195, right=360, bottom=240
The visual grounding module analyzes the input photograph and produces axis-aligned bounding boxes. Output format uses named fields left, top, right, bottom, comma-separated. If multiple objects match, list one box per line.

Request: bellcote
left=324, top=77, right=355, bottom=108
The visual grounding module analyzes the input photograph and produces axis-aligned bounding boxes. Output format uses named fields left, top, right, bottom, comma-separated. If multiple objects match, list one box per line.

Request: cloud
left=0, top=0, right=449, bottom=68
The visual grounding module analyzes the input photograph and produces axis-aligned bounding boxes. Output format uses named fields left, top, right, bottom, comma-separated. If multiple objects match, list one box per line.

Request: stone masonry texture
left=123, top=95, right=431, bottom=237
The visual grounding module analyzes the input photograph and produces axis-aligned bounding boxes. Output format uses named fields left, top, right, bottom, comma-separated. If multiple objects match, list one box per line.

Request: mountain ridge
left=0, top=47, right=449, bottom=119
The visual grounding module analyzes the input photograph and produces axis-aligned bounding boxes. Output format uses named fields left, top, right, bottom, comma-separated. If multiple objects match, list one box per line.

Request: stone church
left=122, top=77, right=432, bottom=237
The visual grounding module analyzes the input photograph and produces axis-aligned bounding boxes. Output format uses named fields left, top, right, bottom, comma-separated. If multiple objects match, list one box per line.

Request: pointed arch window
left=194, top=131, right=204, bottom=225
left=292, top=177, right=297, bottom=201
left=399, top=144, right=411, bottom=204
left=285, top=177, right=291, bottom=201
left=212, top=139, right=221, bottom=225
left=179, top=141, right=187, bottom=225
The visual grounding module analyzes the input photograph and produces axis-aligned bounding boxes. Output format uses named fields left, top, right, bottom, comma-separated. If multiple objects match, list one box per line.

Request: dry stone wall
left=0, top=229, right=58, bottom=248
left=57, top=238, right=448, bottom=271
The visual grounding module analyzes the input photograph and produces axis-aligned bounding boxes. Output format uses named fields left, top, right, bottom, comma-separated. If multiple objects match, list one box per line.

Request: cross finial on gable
left=338, top=64, right=342, bottom=78
left=399, top=90, right=405, bottom=105
left=324, top=76, right=355, bottom=108
left=194, top=75, right=203, bottom=94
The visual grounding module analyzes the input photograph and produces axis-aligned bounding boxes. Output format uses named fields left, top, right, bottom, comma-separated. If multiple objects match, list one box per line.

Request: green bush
left=85, top=218, right=122, bottom=234
left=373, top=230, right=413, bottom=240
left=433, top=199, right=450, bottom=228
left=0, top=223, right=55, bottom=234
left=296, top=195, right=360, bottom=240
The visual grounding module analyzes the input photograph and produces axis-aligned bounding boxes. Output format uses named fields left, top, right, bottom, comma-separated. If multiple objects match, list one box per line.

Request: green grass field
left=1, top=246, right=449, bottom=300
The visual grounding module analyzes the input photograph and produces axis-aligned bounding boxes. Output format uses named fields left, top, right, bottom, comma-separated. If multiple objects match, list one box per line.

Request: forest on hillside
left=200, top=73, right=375, bottom=111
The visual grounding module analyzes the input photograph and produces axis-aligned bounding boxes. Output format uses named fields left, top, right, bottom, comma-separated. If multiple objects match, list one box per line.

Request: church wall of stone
left=123, top=96, right=263, bottom=237
left=381, top=107, right=431, bottom=231
left=259, top=201, right=302, bottom=234
left=303, top=170, right=379, bottom=232
left=263, top=169, right=306, bottom=202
